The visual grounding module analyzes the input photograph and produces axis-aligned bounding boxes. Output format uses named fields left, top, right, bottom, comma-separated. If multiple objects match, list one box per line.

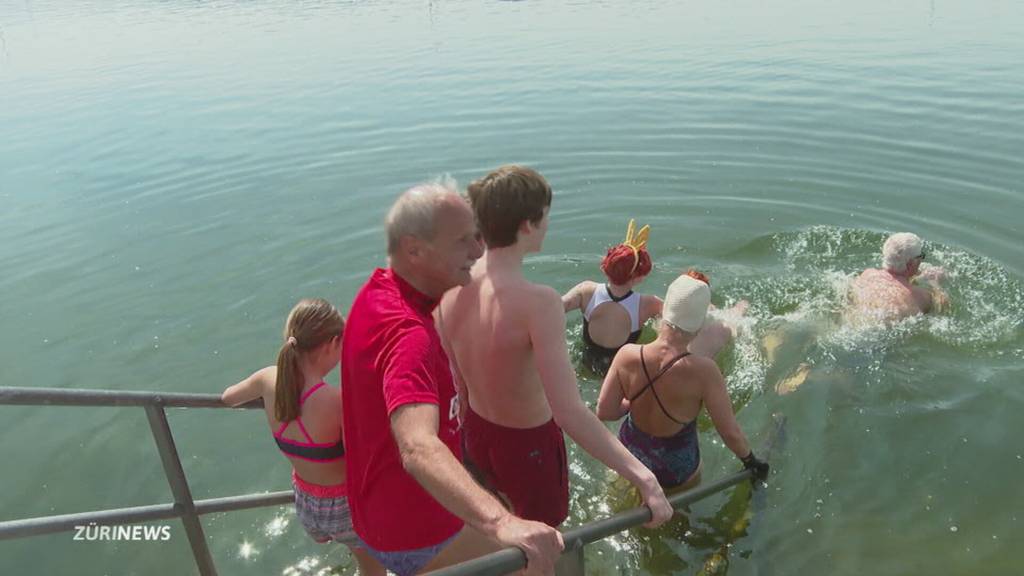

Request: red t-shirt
left=341, top=268, right=463, bottom=551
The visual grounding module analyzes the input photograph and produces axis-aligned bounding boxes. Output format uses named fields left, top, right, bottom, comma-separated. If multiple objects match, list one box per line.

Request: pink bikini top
left=273, top=382, right=345, bottom=462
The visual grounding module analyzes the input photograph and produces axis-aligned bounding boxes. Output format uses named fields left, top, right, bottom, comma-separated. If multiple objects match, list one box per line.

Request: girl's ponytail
left=274, top=336, right=304, bottom=422
left=273, top=299, right=345, bottom=422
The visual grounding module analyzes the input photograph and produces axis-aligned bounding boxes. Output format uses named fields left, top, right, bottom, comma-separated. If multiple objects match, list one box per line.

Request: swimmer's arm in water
left=920, top=285, right=949, bottom=313
left=596, top=353, right=630, bottom=421
left=917, top=264, right=947, bottom=284
left=913, top=266, right=949, bottom=313
left=221, top=366, right=274, bottom=406
left=700, top=358, right=752, bottom=459
left=561, top=281, right=595, bottom=314
left=640, top=294, right=663, bottom=323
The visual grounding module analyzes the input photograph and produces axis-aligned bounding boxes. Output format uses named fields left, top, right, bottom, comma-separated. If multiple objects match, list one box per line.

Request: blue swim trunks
left=357, top=532, right=458, bottom=576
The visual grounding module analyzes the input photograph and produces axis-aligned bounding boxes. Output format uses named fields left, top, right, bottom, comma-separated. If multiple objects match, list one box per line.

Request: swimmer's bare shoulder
left=528, top=282, right=564, bottom=308
left=849, top=269, right=886, bottom=304
left=683, top=353, right=718, bottom=371
left=686, top=354, right=725, bottom=390
left=523, top=285, right=571, bottom=363
left=305, top=381, right=343, bottom=428
left=854, top=268, right=884, bottom=284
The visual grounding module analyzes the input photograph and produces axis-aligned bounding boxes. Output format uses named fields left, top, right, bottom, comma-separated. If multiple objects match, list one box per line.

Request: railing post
left=555, top=539, right=585, bottom=576
left=145, top=405, right=218, bottom=576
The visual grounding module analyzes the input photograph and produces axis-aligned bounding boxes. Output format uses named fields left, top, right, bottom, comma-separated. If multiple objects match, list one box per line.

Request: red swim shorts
left=462, top=407, right=569, bottom=527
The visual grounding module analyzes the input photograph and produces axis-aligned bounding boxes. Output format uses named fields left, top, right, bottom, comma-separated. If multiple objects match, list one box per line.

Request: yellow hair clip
left=623, top=219, right=651, bottom=276
left=624, top=218, right=650, bottom=251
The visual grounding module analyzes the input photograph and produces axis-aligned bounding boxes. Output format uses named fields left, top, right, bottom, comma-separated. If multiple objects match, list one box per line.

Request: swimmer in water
left=596, top=272, right=769, bottom=492
left=772, top=232, right=950, bottom=394
left=846, top=232, right=949, bottom=324
left=562, top=219, right=663, bottom=373
left=562, top=221, right=748, bottom=373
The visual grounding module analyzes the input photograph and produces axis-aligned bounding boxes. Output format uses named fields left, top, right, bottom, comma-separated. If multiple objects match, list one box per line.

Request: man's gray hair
left=881, top=232, right=923, bottom=271
left=385, top=176, right=460, bottom=255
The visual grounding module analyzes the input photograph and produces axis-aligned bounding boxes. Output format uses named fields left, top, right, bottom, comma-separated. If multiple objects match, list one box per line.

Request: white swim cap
left=882, top=232, right=924, bottom=271
left=663, top=275, right=710, bottom=333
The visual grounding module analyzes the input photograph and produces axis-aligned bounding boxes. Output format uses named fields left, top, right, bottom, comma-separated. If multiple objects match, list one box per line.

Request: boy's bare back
left=440, top=262, right=561, bottom=428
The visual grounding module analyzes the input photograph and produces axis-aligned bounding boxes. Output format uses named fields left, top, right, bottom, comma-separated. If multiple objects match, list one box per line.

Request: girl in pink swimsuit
left=222, top=298, right=383, bottom=575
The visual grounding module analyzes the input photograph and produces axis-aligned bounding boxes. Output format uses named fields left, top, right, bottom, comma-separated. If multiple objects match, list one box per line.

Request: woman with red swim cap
left=562, top=219, right=665, bottom=372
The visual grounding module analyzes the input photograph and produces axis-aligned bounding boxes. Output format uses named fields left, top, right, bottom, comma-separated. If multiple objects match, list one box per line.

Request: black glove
left=740, top=451, right=770, bottom=482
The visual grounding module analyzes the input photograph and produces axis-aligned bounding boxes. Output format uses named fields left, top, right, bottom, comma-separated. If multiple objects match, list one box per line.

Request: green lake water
left=1, top=1, right=1022, bottom=574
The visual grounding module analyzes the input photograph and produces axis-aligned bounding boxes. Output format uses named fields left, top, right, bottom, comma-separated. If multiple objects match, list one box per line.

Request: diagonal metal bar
left=146, top=405, right=218, bottom=576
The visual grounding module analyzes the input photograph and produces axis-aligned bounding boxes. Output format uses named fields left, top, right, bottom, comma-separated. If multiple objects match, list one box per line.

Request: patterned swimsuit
left=618, top=347, right=701, bottom=488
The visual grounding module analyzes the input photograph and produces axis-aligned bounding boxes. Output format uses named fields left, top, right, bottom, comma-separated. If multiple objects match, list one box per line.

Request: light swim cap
left=882, top=232, right=924, bottom=271
left=663, top=274, right=710, bottom=333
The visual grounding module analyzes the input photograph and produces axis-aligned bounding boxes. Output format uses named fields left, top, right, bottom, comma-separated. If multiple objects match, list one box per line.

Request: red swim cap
left=601, top=244, right=652, bottom=285
left=685, top=268, right=710, bottom=286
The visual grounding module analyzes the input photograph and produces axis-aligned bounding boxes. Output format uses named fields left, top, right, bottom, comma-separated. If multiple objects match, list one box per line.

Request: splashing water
left=718, top=226, right=1024, bottom=389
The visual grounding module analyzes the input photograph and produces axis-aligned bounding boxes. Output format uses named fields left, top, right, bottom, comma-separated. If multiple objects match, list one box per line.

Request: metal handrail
left=0, top=386, right=274, bottom=576
left=429, top=413, right=785, bottom=576
left=0, top=386, right=261, bottom=409
left=425, top=469, right=755, bottom=576
left=1, top=386, right=775, bottom=576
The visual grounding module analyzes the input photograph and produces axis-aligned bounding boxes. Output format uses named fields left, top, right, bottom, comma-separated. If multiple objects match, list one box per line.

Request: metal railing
left=427, top=414, right=784, bottom=576
left=1, top=386, right=774, bottom=576
left=425, top=468, right=755, bottom=576
left=0, top=386, right=293, bottom=576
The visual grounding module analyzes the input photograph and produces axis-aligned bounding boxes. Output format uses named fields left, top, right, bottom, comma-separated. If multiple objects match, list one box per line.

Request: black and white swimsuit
left=582, top=284, right=643, bottom=361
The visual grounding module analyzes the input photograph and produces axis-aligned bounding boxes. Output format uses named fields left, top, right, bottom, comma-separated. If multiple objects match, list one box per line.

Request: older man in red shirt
left=341, top=181, right=564, bottom=576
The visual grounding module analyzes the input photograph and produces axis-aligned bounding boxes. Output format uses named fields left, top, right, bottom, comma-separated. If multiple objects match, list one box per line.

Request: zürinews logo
left=73, top=524, right=172, bottom=541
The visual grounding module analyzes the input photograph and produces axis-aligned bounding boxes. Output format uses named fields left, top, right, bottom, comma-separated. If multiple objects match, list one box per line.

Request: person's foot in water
left=776, top=362, right=811, bottom=395
left=762, top=330, right=784, bottom=366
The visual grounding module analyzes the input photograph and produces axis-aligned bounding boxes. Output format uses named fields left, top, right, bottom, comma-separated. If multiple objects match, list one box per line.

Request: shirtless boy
left=437, top=165, right=673, bottom=529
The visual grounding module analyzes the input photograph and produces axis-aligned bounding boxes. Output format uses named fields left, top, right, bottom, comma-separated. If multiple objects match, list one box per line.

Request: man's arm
left=528, top=287, right=672, bottom=528
left=391, top=403, right=563, bottom=572
left=391, top=403, right=511, bottom=532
